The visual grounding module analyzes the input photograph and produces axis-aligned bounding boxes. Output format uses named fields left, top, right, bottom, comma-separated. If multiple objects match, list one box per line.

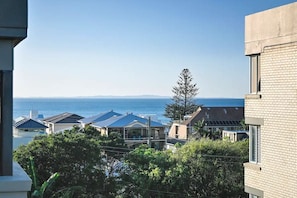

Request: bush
left=14, top=127, right=125, bottom=197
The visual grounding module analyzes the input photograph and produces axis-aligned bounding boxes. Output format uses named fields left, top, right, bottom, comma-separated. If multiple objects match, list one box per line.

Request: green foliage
left=164, top=103, right=183, bottom=121
left=75, top=125, right=100, bottom=137
left=14, top=125, right=248, bottom=197
left=29, top=156, right=59, bottom=198
left=121, top=145, right=176, bottom=197
left=240, top=119, right=248, bottom=130
left=192, top=119, right=208, bottom=139
left=75, top=125, right=126, bottom=159
left=192, top=120, right=222, bottom=140
left=171, top=139, right=248, bottom=198
left=32, top=173, right=60, bottom=198
left=14, top=126, right=126, bottom=198
left=164, top=68, right=199, bottom=121
left=122, top=139, right=248, bottom=198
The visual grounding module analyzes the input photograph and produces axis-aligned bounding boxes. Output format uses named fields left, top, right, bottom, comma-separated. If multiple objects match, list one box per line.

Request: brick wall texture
left=245, top=42, right=297, bottom=197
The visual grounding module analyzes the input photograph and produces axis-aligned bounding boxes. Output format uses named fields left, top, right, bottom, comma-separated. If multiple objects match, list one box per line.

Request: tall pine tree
left=164, top=68, right=199, bottom=121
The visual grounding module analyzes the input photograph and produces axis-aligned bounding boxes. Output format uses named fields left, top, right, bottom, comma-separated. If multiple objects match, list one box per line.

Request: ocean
left=13, top=97, right=244, bottom=124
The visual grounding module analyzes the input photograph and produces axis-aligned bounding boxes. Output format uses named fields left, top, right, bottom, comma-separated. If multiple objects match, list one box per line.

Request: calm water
left=13, top=97, right=244, bottom=124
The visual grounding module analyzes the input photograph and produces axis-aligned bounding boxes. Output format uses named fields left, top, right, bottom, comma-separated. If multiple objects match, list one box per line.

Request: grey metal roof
left=183, top=106, right=244, bottom=127
left=79, top=111, right=122, bottom=124
left=92, top=113, right=164, bottom=128
left=43, top=112, right=84, bottom=124
left=14, top=118, right=48, bottom=129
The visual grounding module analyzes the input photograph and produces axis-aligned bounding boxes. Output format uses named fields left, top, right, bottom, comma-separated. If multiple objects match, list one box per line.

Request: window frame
left=249, top=193, right=261, bottom=198
left=250, top=54, right=261, bottom=94
left=175, top=125, right=179, bottom=138
left=249, top=125, right=261, bottom=163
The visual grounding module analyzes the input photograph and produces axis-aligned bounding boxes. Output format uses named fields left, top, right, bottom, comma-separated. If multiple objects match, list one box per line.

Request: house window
left=49, top=123, right=53, bottom=133
left=175, top=125, right=179, bottom=138
left=250, top=54, right=261, bottom=93
left=249, top=125, right=261, bottom=163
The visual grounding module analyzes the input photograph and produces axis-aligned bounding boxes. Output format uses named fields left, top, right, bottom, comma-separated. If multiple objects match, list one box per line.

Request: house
left=78, top=110, right=122, bottom=128
left=13, top=117, right=47, bottom=137
left=244, top=2, right=297, bottom=197
left=42, top=112, right=84, bottom=134
left=168, top=106, right=244, bottom=140
left=222, top=130, right=248, bottom=142
left=91, top=113, right=166, bottom=149
left=13, top=117, right=48, bottom=150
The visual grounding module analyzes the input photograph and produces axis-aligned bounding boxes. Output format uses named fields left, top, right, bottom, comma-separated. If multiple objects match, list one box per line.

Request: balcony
left=107, top=128, right=165, bottom=143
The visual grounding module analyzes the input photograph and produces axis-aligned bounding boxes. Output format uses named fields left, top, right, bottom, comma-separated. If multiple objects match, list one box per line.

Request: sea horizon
left=13, top=97, right=244, bottom=124
left=13, top=95, right=244, bottom=99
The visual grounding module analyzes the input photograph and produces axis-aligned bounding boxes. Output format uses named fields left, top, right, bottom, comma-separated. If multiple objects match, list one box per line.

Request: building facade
left=42, top=112, right=84, bottom=134
left=90, top=113, right=166, bottom=149
left=244, top=2, right=297, bottom=197
left=222, top=130, right=248, bottom=142
left=168, top=106, right=244, bottom=140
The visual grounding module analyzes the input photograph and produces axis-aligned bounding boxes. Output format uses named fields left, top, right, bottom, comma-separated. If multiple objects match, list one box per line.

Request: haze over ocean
left=13, top=97, right=244, bottom=124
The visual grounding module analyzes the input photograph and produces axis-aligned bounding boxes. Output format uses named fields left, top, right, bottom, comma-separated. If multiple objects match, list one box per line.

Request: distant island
left=78, top=95, right=171, bottom=99
left=13, top=95, right=171, bottom=99
left=14, top=95, right=244, bottom=99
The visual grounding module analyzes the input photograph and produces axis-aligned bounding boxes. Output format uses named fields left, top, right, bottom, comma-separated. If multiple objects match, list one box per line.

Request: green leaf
left=40, top=172, right=60, bottom=195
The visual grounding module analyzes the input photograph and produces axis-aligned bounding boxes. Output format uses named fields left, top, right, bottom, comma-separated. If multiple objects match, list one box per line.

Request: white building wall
left=45, top=122, right=79, bottom=134
left=245, top=43, right=297, bottom=197
left=244, top=3, right=297, bottom=197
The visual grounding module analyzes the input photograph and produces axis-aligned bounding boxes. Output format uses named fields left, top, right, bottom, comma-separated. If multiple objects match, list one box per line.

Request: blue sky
left=14, top=0, right=296, bottom=98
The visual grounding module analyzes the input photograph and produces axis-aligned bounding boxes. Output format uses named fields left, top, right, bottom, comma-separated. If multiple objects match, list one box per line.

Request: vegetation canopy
left=14, top=126, right=248, bottom=197
left=14, top=126, right=127, bottom=198
left=121, top=139, right=248, bottom=198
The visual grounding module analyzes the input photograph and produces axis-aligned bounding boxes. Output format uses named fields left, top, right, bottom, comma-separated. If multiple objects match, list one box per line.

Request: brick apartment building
left=244, top=2, right=297, bottom=197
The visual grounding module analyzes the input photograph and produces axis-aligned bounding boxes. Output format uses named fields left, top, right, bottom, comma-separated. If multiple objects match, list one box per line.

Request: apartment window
left=250, top=54, right=261, bottom=93
left=249, top=194, right=261, bottom=198
left=249, top=125, right=261, bottom=163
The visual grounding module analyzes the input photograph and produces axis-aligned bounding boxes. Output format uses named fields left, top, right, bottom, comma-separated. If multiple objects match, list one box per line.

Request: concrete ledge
left=0, top=162, right=31, bottom=198
left=244, top=162, right=262, bottom=171
left=245, top=185, right=264, bottom=197
left=245, top=93, right=262, bottom=99
left=245, top=2, right=297, bottom=55
left=245, top=117, right=264, bottom=125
